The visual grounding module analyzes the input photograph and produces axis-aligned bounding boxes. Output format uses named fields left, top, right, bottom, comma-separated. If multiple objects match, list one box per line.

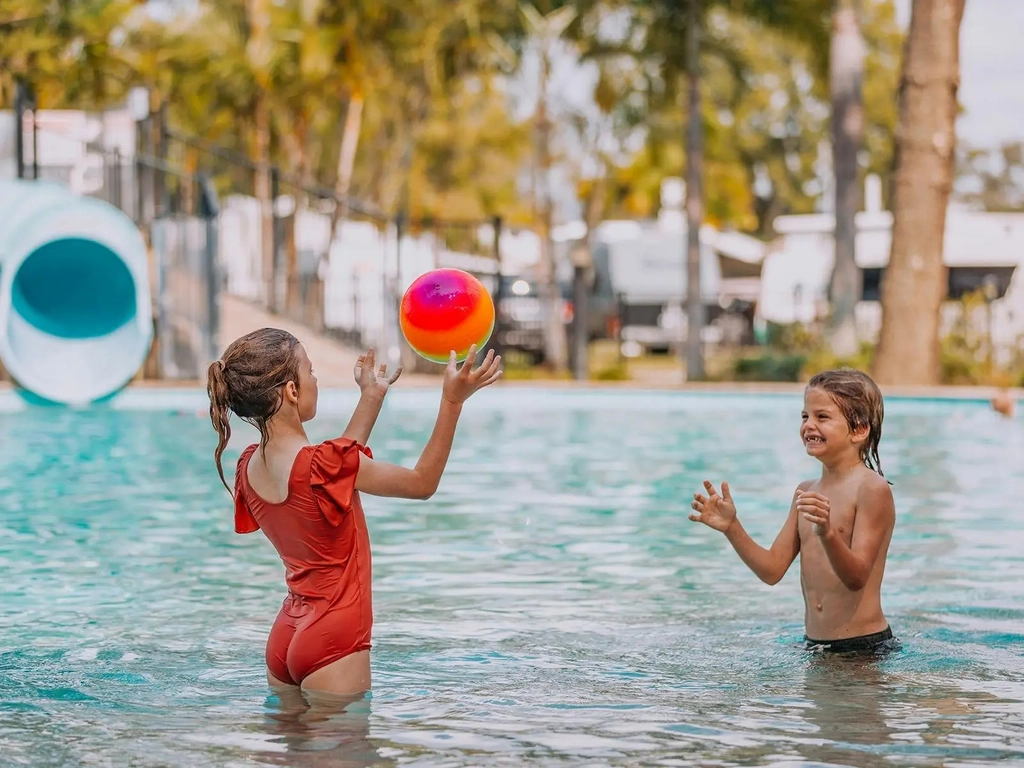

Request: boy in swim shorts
left=689, top=369, right=898, bottom=654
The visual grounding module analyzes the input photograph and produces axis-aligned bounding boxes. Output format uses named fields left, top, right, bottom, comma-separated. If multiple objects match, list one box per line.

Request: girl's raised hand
left=442, top=345, right=502, bottom=405
left=354, top=348, right=402, bottom=399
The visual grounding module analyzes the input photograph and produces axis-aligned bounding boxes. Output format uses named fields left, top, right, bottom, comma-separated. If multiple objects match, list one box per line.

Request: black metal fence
left=149, top=173, right=221, bottom=379
left=6, top=97, right=517, bottom=378
left=156, top=120, right=508, bottom=371
left=7, top=93, right=221, bottom=381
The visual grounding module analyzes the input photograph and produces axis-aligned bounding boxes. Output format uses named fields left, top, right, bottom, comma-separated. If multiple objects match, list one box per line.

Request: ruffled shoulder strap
left=233, top=444, right=260, bottom=534
left=309, top=438, right=373, bottom=526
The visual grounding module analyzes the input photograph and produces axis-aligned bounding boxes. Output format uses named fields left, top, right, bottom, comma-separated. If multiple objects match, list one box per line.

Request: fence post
left=112, top=148, right=123, bottom=210
left=198, top=173, right=221, bottom=363
left=138, top=111, right=155, bottom=233
left=30, top=92, right=38, bottom=181
left=395, top=209, right=406, bottom=293
left=134, top=115, right=145, bottom=227
left=571, top=243, right=590, bottom=381
left=14, top=80, right=27, bottom=180
left=616, top=291, right=627, bottom=367
left=491, top=216, right=504, bottom=357
left=152, top=214, right=167, bottom=379
left=157, top=104, right=170, bottom=216
left=352, top=272, right=361, bottom=347
left=270, top=166, right=281, bottom=313
left=389, top=210, right=407, bottom=371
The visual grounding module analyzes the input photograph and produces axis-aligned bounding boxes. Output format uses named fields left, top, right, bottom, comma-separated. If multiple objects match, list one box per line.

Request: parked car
left=492, top=260, right=618, bottom=363
left=490, top=275, right=557, bottom=364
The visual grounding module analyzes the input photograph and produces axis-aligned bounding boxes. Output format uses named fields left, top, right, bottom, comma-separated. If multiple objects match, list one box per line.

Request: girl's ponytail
left=207, top=359, right=233, bottom=493
left=205, top=328, right=302, bottom=494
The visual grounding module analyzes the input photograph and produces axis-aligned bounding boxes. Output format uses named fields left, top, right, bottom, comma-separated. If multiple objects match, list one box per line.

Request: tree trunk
left=246, top=0, right=276, bottom=312
left=327, top=90, right=364, bottom=246
left=277, top=114, right=311, bottom=321
left=827, top=0, right=866, bottom=358
left=279, top=113, right=311, bottom=188
left=684, top=0, right=705, bottom=381
left=872, top=0, right=966, bottom=386
left=253, top=93, right=276, bottom=312
left=573, top=162, right=608, bottom=380
left=536, top=47, right=569, bottom=373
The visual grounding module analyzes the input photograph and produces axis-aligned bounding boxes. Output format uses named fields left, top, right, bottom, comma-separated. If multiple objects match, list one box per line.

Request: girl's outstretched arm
left=354, top=346, right=501, bottom=500
left=342, top=349, right=402, bottom=445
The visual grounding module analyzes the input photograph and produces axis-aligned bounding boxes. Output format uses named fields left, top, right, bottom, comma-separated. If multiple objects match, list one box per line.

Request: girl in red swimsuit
left=206, top=328, right=502, bottom=697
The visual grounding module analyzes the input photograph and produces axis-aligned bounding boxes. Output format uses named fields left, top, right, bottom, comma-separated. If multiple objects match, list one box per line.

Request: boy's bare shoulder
left=856, top=470, right=896, bottom=519
left=858, top=468, right=892, bottom=492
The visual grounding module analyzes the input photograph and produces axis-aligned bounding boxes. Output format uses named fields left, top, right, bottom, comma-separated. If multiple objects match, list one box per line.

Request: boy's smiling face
left=800, top=387, right=866, bottom=460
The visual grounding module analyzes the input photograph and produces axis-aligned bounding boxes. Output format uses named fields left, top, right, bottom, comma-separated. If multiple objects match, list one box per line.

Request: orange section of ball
left=399, top=269, right=496, bottom=363
left=401, top=295, right=494, bottom=361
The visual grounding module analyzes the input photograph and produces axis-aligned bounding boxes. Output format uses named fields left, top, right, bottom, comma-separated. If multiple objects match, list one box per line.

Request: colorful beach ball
left=399, top=268, right=495, bottom=364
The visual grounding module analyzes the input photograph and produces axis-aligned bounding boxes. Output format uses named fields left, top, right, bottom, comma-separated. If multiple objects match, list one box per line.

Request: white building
left=760, top=175, right=1024, bottom=355
left=0, top=109, right=135, bottom=194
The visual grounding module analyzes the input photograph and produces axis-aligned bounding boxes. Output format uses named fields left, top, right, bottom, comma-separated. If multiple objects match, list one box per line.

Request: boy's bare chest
left=798, top=492, right=857, bottom=546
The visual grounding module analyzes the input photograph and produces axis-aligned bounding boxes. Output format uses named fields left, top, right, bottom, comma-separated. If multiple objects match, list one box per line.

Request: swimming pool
left=1, top=388, right=1023, bottom=766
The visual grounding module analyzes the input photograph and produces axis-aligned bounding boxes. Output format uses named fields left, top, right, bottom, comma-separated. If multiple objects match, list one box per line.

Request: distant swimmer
left=991, top=389, right=1016, bottom=418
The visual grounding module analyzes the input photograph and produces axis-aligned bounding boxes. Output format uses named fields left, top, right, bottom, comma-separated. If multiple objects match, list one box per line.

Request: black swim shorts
left=804, top=626, right=898, bottom=654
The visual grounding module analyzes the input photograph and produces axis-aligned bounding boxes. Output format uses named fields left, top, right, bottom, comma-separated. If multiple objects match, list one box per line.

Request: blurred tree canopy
left=1, top=0, right=904, bottom=232
left=955, top=141, right=1024, bottom=213
left=571, top=0, right=902, bottom=235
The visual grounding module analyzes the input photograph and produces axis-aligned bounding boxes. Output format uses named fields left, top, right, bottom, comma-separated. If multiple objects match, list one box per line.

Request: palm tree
left=684, top=0, right=705, bottom=380
left=520, top=3, right=577, bottom=374
left=826, top=0, right=866, bottom=358
left=581, top=0, right=830, bottom=379
left=872, top=0, right=967, bottom=385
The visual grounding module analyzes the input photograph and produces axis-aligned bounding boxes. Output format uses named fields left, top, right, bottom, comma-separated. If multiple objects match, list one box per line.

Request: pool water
left=1, top=389, right=1023, bottom=767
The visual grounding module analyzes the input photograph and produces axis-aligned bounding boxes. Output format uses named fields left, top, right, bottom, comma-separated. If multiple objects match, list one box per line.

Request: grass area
left=500, top=341, right=759, bottom=385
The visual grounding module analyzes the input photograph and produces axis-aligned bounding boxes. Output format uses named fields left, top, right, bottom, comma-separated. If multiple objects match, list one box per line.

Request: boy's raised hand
left=689, top=480, right=737, bottom=533
left=442, top=345, right=502, bottom=405
left=796, top=490, right=832, bottom=537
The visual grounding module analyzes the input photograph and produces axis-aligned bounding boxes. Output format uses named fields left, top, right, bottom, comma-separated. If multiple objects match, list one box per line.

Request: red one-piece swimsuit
left=233, top=437, right=374, bottom=686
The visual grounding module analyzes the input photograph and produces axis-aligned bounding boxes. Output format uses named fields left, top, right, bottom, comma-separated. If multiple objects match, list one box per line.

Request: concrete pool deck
left=0, top=379, right=1019, bottom=417
left=1, top=378, right=1016, bottom=402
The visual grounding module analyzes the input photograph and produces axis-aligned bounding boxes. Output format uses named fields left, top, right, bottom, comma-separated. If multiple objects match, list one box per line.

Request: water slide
left=0, top=180, right=153, bottom=405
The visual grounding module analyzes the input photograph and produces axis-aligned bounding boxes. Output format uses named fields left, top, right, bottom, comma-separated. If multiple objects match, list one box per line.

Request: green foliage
left=802, top=341, right=875, bottom=379
left=569, top=0, right=903, bottom=235
left=740, top=289, right=1024, bottom=387
left=0, top=0, right=142, bottom=108
left=0, top=0, right=904, bottom=232
left=733, top=351, right=808, bottom=382
left=736, top=316, right=874, bottom=381
left=1, top=0, right=533, bottom=221
left=593, top=362, right=630, bottom=380
left=764, top=320, right=820, bottom=355
left=956, top=141, right=1024, bottom=212
left=935, top=288, right=1022, bottom=387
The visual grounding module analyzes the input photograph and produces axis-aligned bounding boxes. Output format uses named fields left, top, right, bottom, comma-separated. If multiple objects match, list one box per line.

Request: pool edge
left=0, top=379, right=1018, bottom=412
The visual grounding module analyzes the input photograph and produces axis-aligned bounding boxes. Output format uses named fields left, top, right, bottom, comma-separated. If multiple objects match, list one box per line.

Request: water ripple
left=1, top=391, right=1023, bottom=766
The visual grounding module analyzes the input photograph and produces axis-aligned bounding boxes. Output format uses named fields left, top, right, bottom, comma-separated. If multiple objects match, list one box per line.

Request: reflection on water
left=0, top=390, right=1023, bottom=766
left=795, top=652, right=1019, bottom=768
left=258, top=690, right=391, bottom=767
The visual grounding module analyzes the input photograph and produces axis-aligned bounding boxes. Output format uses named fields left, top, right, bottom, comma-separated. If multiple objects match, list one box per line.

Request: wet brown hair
left=806, top=368, right=886, bottom=477
left=206, top=328, right=302, bottom=491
